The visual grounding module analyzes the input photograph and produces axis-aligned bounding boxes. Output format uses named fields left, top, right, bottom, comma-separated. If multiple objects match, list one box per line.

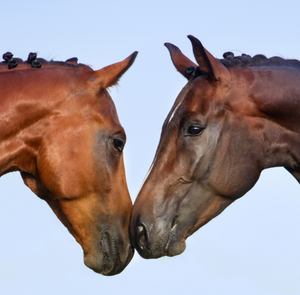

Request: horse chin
left=135, top=237, right=186, bottom=259
left=164, top=238, right=187, bottom=257
left=84, top=233, right=134, bottom=276
left=84, top=247, right=134, bottom=276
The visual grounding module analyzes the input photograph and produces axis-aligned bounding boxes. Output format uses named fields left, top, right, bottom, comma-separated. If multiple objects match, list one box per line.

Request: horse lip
left=164, top=214, right=178, bottom=253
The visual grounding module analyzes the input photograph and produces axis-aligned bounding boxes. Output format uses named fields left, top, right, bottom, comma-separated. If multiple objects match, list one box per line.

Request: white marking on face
left=137, top=161, right=155, bottom=196
left=136, top=84, right=194, bottom=198
left=168, top=83, right=194, bottom=124
left=168, top=101, right=183, bottom=123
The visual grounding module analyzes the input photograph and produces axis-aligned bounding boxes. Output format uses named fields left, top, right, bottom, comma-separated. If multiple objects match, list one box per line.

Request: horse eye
left=113, top=138, right=125, bottom=153
left=187, top=126, right=204, bottom=136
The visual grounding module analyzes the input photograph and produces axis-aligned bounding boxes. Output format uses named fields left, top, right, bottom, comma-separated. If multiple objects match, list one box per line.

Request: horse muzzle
left=131, top=215, right=186, bottom=259
left=84, top=230, right=134, bottom=276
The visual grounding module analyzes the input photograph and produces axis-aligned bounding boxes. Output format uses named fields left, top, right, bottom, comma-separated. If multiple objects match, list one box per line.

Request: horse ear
left=164, top=43, right=197, bottom=80
left=92, top=51, right=138, bottom=90
left=187, top=35, right=230, bottom=86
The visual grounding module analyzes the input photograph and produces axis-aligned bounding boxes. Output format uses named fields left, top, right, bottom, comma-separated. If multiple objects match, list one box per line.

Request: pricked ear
left=187, top=35, right=231, bottom=87
left=91, top=51, right=138, bottom=90
left=164, top=43, right=197, bottom=80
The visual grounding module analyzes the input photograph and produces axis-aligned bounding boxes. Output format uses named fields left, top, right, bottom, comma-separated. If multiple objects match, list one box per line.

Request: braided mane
left=219, top=52, right=300, bottom=69
left=0, top=51, right=88, bottom=72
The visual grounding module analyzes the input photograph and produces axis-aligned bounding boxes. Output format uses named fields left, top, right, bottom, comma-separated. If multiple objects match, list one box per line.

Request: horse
left=0, top=50, right=137, bottom=275
left=130, top=35, right=300, bottom=259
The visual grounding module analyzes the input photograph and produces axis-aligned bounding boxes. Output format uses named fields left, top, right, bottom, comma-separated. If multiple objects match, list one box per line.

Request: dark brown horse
left=0, top=50, right=137, bottom=275
left=131, top=35, right=300, bottom=259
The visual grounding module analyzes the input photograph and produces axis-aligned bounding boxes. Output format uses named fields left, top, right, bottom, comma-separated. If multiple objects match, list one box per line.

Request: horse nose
left=136, top=222, right=150, bottom=252
left=84, top=229, right=134, bottom=276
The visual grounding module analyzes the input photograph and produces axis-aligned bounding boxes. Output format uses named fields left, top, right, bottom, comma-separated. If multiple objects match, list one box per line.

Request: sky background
left=1, top=0, right=300, bottom=294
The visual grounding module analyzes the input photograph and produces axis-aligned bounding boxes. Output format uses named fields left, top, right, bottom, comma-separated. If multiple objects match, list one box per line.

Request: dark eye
left=187, top=126, right=204, bottom=136
left=113, top=138, right=125, bottom=153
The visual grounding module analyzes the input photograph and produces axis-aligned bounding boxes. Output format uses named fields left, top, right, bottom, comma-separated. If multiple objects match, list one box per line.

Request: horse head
left=0, top=51, right=138, bottom=275
left=131, top=36, right=266, bottom=258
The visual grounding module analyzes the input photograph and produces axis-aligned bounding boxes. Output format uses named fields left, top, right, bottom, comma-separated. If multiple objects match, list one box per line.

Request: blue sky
left=1, top=0, right=300, bottom=294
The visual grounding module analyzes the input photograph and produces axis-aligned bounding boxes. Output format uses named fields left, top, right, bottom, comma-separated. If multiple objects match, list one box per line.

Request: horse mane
left=219, top=52, right=300, bottom=69
left=0, top=51, right=88, bottom=72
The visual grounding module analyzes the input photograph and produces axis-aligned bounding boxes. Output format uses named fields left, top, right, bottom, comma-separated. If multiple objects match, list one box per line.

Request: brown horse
left=0, top=50, right=137, bottom=275
left=131, top=35, right=300, bottom=259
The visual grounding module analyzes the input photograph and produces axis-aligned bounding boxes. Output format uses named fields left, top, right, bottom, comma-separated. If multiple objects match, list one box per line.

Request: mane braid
left=219, top=52, right=300, bottom=69
left=0, top=53, right=88, bottom=72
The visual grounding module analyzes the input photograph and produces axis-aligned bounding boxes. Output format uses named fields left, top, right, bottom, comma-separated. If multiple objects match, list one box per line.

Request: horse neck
left=229, top=66, right=300, bottom=174
left=0, top=69, right=75, bottom=176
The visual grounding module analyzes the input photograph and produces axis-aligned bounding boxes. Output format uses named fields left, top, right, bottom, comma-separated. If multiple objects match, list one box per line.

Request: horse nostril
left=170, top=214, right=178, bottom=231
left=136, top=223, right=149, bottom=251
